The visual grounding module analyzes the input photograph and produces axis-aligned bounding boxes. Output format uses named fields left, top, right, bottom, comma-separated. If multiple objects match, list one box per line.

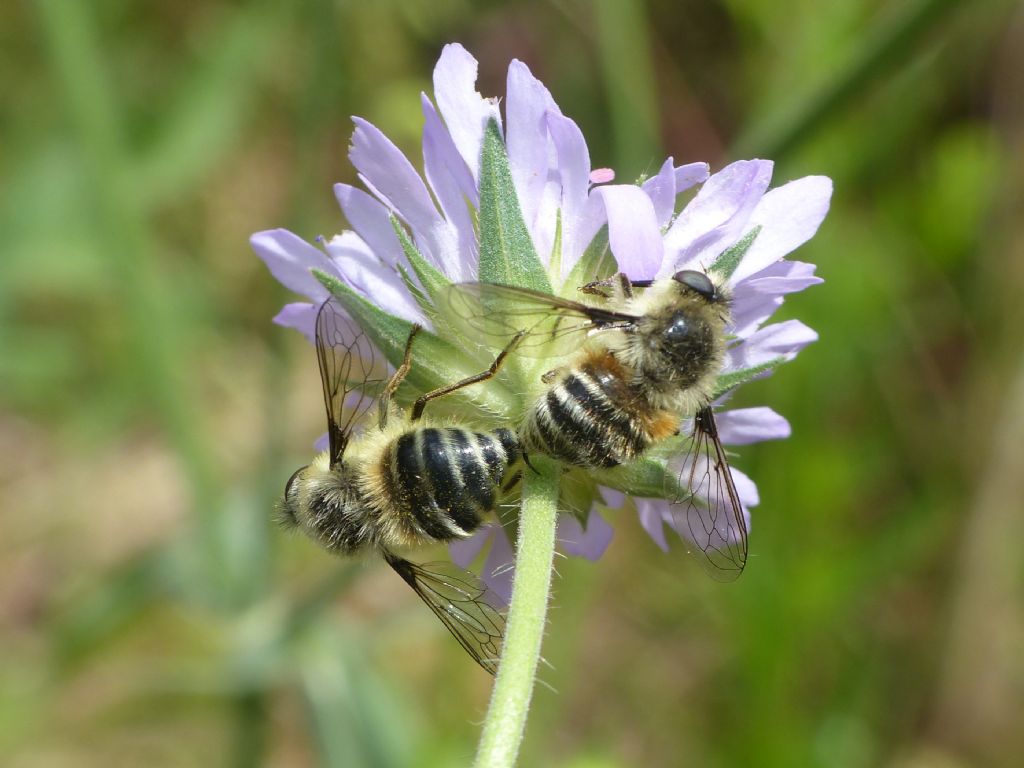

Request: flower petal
left=674, top=161, right=710, bottom=193
left=506, top=60, right=558, bottom=236
left=251, top=229, right=334, bottom=301
left=731, top=176, right=833, bottom=284
left=716, top=407, right=791, bottom=445
left=432, top=43, right=502, bottom=182
left=659, top=159, right=774, bottom=276
left=730, top=293, right=785, bottom=339
left=449, top=525, right=492, bottom=568
left=559, top=509, right=613, bottom=561
left=601, top=486, right=626, bottom=508
left=323, top=233, right=427, bottom=325
left=349, top=117, right=459, bottom=274
left=727, top=319, right=818, bottom=369
left=636, top=498, right=670, bottom=552
left=273, top=301, right=320, bottom=342
left=482, top=525, right=515, bottom=605
left=546, top=112, right=593, bottom=274
left=596, top=184, right=664, bottom=279
left=642, top=157, right=678, bottom=228
left=333, top=183, right=403, bottom=267
left=421, top=94, right=478, bottom=277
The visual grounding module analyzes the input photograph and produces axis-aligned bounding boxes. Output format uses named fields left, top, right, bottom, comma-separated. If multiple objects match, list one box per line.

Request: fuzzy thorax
left=617, top=273, right=731, bottom=413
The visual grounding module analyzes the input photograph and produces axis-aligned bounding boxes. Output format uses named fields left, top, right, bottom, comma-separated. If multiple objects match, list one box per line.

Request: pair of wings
left=446, top=281, right=749, bottom=582
left=313, top=299, right=505, bottom=675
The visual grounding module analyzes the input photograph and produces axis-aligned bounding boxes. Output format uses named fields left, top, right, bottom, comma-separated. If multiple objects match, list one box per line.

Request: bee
left=447, top=269, right=747, bottom=579
left=280, top=297, right=524, bottom=674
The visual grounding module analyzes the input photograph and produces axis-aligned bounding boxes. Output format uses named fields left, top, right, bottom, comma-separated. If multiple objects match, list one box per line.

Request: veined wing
left=315, top=297, right=387, bottom=468
left=665, top=406, right=749, bottom=581
left=445, top=282, right=638, bottom=358
left=385, top=553, right=505, bottom=675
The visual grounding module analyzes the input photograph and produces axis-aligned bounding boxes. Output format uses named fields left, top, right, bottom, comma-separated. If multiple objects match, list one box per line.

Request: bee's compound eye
left=673, top=270, right=717, bottom=301
left=284, top=466, right=305, bottom=499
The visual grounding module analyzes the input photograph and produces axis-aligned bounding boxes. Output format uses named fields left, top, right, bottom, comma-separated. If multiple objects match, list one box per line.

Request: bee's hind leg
left=378, top=325, right=422, bottom=429
left=410, top=331, right=526, bottom=421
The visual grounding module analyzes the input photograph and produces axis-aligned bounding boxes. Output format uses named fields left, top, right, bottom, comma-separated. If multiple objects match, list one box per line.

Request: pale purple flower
left=252, top=42, right=830, bottom=588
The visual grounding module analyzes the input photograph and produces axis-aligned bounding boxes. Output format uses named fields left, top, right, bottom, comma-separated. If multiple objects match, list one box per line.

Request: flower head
left=253, top=43, right=830, bottom=594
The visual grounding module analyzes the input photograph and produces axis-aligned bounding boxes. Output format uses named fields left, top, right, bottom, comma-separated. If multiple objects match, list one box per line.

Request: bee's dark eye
left=673, top=270, right=717, bottom=301
left=284, top=466, right=305, bottom=499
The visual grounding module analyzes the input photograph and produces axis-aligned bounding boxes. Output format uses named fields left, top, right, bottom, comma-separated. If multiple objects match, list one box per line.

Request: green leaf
left=313, top=270, right=516, bottom=418
left=563, top=224, right=617, bottom=295
left=478, top=119, right=551, bottom=293
left=712, top=358, right=785, bottom=399
left=711, top=226, right=761, bottom=279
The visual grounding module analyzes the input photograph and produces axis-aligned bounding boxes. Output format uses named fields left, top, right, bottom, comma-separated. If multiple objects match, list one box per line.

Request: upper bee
left=444, top=270, right=748, bottom=580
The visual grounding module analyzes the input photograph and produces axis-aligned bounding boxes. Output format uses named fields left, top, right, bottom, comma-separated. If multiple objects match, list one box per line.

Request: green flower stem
left=474, top=456, right=560, bottom=768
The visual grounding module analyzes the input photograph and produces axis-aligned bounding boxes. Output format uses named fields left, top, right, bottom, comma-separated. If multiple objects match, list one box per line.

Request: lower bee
left=280, top=298, right=524, bottom=674
left=447, top=270, right=748, bottom=580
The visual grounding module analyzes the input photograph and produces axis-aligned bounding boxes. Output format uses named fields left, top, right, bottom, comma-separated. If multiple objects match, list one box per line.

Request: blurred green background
left=3, top=0, right=1023, bottom=766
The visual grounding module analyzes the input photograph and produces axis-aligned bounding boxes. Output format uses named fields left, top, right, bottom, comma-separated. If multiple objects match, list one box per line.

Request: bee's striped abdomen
left=387, top=427, right=519, bottom=544
left=524, top=358, right=655, bottom=468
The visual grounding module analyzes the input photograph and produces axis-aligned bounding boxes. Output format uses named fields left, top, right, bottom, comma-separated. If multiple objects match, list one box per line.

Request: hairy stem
left=474, top=457, right=560, bottom=768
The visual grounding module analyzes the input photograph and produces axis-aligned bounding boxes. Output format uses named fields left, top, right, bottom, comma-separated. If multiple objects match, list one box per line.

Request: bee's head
left=672, top=269, right=722, bottom=304
left=277, top=465, right=308, bottom=528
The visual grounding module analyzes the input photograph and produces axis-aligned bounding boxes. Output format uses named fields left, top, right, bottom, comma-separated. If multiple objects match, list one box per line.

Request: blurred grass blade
left=136, top=5, right=284, bottom=208
left=297, top=625, right=415, bottom=768
left=594, top=0, right=659, bottom=177
left=36, top=0, right=227, bottom=596
left=733, top=0, right=964, bottom=158
left=50, top=551, right=168, bottom=674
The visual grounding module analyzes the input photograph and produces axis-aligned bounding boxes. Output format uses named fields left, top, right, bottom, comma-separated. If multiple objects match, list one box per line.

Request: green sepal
left=390, top=215, right=451, bottom=308
left=590, top=436, right=690, bottom=501
left=712, top=357, right=784, bottom=400
left=313, top=270, right=516, bottom=418
left=547, top=210, right=563, bottom=285
left=563, top=224, right=617, bottom=296
left=478, top=119, right=552, bottom=293
left=396, top=264, right=435, bottom=320
left=711, top=225, right=761, bottom=279
left=558, top=469, right=602, bottom=524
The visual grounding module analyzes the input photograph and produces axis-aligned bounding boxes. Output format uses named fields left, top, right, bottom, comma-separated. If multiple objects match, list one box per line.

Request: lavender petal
left=333, top=183, right=404, bottom=267
left=659, top=159, right=774, bottom=277
left=596, top=184, right=664, bottom=279
left=559, top=509, right=614, bottom=561
left=506, top=60, right=558, bottom=236
left=251, top=229, right=335, bottom=301
left=716, top=407, right=791, bottom=445
left=323, top=233, right=427, bottom=325
left=642, top=157, right=678, bottom=228
left=731, top=176, right=833, bottom=284
left=432, top=43, right=502, bottom=182
left=273, top=302, right=320, bottom=342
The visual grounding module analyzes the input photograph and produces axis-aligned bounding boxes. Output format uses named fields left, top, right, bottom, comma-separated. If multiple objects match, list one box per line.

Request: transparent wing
left=385, top=553, right=505, bottom=675
left=315, top=297, right=387, bottom=467
left=445, top=282, right=638, bottom=358
left=665, top=406, right=749, bottom=581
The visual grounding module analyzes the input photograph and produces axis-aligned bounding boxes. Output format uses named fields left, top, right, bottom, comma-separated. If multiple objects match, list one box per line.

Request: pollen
left=646, top=410, right=682, bottom=441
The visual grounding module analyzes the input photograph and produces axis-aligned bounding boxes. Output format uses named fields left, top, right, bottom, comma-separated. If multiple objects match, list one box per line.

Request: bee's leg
left=581, top=272, right=641, bottom=299
left=410, top=331, right=526, bottom=421
left=541, top=366, right=567, bottom=384
left=378, top=325, right=422, bottom=429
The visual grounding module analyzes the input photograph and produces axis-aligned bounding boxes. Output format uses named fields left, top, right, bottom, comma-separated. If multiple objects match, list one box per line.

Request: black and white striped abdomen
left=523, top=362, right=653, bottom=469
left=385, top=426, right=521, bottom=543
